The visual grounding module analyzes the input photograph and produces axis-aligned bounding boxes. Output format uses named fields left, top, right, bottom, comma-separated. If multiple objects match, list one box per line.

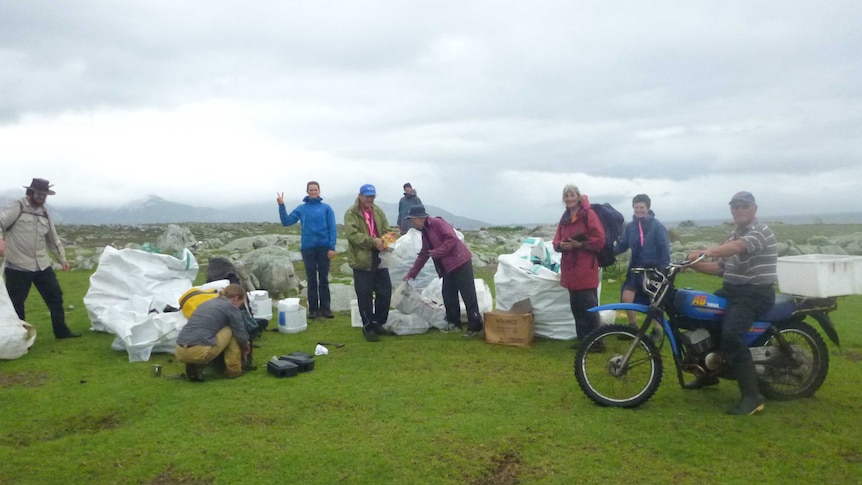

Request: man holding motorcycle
left=686, top=191, right=778, bottom=416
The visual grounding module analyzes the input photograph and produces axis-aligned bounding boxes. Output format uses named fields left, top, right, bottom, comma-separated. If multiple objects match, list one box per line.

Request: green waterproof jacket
left=343, top=199, right=390, bottom=271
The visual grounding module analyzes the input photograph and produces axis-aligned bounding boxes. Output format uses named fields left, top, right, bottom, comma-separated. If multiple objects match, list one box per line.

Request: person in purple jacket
left=277, top=181, right=337, bottom=319
left=402, top=205, right=484, bottom=337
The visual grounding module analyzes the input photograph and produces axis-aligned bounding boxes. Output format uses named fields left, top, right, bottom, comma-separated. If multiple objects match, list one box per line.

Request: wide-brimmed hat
left=406, top=205, right=429, bottom=219
left=23, top=178, right=56, bottom=195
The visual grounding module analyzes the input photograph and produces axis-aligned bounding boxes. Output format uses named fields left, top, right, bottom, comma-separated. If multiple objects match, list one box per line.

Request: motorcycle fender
left=808, top=312, right=840, bottom=347
left=589, top=303, right=650, bottom=313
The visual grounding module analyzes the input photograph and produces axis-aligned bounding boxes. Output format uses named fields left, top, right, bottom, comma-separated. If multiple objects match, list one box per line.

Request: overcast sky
left=2, top=1, right=860, bottom=225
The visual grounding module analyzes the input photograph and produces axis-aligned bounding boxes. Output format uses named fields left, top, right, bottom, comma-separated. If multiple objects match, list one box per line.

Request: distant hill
left=0, top=194, right=492, bottom=230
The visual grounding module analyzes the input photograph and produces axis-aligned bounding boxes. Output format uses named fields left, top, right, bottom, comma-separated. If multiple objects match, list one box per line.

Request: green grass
left=2, top=226, right=862, bottom=484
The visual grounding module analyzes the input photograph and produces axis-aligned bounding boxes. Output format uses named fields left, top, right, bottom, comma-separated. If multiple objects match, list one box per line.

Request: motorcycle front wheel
left=574, top=324, right=663, bottom=408
left=759, top=321, right=829, bottom=400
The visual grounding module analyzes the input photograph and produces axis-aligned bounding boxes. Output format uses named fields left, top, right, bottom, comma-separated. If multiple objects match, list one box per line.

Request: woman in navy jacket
left=614, top=194, right=670, bottom=338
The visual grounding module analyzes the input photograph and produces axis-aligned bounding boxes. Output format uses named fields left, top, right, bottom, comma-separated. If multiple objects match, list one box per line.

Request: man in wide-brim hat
left=0, top=178, right=80, bottom=338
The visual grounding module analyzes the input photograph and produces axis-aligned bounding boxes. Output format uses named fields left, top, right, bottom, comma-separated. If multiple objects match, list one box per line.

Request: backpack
left=590, top=203, right=625, bottom=268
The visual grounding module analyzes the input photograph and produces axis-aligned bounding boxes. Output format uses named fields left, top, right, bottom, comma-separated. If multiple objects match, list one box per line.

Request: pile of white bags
left=0, top=266, right=36, bottom=360
left=84, top=247, right=199, bottom=362
left=494, top=237, right=601, bottom=340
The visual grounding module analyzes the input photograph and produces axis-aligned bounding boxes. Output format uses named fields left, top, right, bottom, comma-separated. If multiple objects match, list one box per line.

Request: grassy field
left=1, top=224, right=861, bottom=484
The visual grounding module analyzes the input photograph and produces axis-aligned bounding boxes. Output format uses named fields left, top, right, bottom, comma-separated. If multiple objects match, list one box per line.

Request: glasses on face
left=731, top=203, right=752, bottom=211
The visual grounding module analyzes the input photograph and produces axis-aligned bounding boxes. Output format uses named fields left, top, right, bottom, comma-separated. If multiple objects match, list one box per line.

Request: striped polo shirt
left=719, top=219, right=778, bottom=286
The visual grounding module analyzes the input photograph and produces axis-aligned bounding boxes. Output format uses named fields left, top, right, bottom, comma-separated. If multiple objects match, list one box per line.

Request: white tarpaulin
left=494, top=238, right=601, bottom=340
left=0, top=263, right=37, bottom=360
left=84, top=247, right=199, bottom=362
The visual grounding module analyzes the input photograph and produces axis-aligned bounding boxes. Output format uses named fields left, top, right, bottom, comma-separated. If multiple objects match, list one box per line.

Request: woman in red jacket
left=552, top=184, right=606, bottom=344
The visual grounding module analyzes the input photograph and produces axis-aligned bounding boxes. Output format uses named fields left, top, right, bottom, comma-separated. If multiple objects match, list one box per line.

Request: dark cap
left=405, top=205, right=429, bottom=219
left=729, top=191, right=756, bottom=205
left=403, top=182, right=412, bottom=189
left=359, top=184, right=376, bottom=196
left=23, top=178, right=56, bottom=195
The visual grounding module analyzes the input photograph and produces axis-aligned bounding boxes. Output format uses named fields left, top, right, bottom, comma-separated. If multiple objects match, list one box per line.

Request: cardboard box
left=484, top=311, right=534, bottom=347
left=484, top=299, right=535, bottom=347
left=777, top=254, right=862, bottom=298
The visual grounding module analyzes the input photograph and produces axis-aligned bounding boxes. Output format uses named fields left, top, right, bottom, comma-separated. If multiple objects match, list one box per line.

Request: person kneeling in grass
left=174, top=284, right=251, bottom=382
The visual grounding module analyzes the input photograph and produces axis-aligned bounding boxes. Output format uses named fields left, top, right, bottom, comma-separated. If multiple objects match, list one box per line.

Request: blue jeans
left=301, top=247, right=331, bottom=314
left=4, top=266, right=73, bottom=337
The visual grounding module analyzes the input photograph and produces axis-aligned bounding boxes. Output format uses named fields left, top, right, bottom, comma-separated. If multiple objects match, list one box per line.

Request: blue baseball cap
left=359, top=184, right=376, bottom=196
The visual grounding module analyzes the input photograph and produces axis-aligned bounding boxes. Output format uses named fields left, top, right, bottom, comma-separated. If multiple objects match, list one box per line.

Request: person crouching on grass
left=175, top=284, right=251, bottom=382
left=402, top=205, right=484, bottom=338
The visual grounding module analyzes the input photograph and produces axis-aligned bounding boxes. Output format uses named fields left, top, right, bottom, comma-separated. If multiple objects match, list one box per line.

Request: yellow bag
left=179, top=287, right=219, bottom=319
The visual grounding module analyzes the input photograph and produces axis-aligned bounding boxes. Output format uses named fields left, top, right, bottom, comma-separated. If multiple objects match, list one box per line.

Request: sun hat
left=23, top=178, right=56, bottom=195
left=405, top=205, right=429, bottom=218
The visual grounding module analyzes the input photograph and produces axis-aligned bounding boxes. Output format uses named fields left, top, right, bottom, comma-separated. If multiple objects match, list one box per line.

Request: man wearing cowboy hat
left=0, top=178, right=80, bottom=338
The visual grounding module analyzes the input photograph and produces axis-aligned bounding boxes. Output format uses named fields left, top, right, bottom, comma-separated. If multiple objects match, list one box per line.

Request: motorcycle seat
left=758, top=293, right=796, bottom=322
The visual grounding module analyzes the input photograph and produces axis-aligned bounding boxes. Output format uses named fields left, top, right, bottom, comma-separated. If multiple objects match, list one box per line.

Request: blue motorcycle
left=574, top=255, right=840, bottom=408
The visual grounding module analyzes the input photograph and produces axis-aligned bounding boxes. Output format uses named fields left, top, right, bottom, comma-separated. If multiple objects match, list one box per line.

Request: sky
left=2, top=1, right=861, bottom=225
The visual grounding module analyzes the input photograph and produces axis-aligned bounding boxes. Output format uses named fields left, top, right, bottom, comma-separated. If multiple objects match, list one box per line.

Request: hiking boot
left=321, top=310, right=334, bottom=319
left=649, top=327, right=663, bottom=346
left=463, top=328, right=484, bottom=338
left=308, top=311, right=320, bottom=320
left=185, top=364, right=205, bottom=382
left=363, top=326, right=380, bottom=342
left=587, top=341, right=606, bottom=353
left=728, top=394, right=765, bottom=416
left=56, top=332, right=82, bottom=339
left=683, top=374, right=720, bottom=390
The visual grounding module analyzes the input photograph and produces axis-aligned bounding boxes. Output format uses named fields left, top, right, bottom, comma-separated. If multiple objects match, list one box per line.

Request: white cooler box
left=777, top=254, right=862, bottom=298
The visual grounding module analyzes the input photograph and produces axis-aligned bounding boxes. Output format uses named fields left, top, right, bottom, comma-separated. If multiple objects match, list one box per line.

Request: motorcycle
left=573, top=255, right=840, bottom=408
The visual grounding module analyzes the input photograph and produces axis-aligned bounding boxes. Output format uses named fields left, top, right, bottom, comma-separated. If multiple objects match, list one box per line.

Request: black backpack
left=590, top=203, right=625, bottom=267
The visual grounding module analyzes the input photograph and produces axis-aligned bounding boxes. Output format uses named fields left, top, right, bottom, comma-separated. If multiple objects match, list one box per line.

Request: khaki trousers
left=174, top=327, right=243, bottom=378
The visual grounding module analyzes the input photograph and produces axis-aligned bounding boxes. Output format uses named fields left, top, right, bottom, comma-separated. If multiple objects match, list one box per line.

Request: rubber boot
left=728, top=363, right=765, bottom=416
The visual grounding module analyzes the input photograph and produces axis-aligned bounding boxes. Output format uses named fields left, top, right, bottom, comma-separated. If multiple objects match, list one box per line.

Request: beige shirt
left=0, top=197, right=67, bottom=271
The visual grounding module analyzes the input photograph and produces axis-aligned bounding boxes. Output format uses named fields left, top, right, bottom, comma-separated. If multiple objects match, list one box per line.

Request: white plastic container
left=777, top=254, right=862, bottom=298
left=277, top=299, right=307, bottom=334
left=248, top=290, right=273, bottom=320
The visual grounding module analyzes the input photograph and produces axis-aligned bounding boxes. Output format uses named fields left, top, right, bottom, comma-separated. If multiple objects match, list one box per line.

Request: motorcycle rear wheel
left=759, top=321, right=829, bottom=400
left=574, top=324, right=663, bottom=408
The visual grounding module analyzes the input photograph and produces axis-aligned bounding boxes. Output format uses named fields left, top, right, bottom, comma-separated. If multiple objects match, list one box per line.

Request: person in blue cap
left=343, top=183, right=393, bottom=342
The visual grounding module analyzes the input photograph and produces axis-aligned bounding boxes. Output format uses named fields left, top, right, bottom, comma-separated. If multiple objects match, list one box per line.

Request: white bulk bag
left=83, top=247, right=199, bottom=361
left=494, top=238, right=601, bottom=340
left=0, top=268, right=36, bottom=360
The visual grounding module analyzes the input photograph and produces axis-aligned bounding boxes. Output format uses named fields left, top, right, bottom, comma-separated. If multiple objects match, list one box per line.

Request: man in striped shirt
left=686, top=191, right=778, bottom=416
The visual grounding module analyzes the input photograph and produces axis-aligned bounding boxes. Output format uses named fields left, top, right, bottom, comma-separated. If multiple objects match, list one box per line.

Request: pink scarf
left=363, top=208, right=378, bottom=237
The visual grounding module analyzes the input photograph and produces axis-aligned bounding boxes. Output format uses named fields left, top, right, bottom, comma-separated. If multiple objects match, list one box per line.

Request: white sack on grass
left=494, top=238, right=601, bottom=340
left=387, top=228, right=465, bottom=292
left=421, top=278, right=494, bottom=322
left=0, top=268, right=36, bottom=360
left=391, top=281, right=448, bottom=330
left=84, top=247, right=199, bottom=362
left=383, top=310, right=431, bottom=335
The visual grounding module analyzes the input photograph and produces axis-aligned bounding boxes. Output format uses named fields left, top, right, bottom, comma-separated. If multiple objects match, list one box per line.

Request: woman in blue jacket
left=277, top=181, right=337, bottom=319
left=613, top=194, right=670, bottom=340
